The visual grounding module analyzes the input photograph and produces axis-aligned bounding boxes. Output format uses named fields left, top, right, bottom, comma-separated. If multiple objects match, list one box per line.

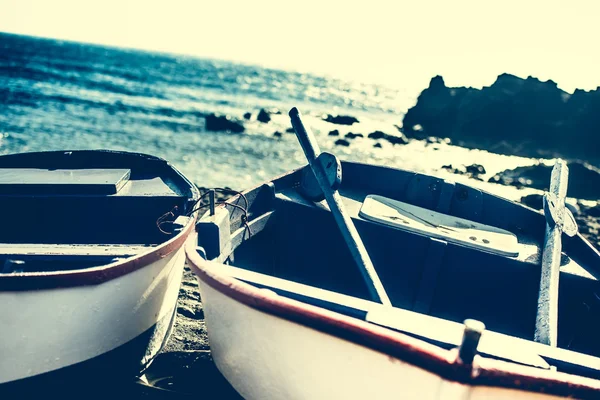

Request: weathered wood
left=0, top=168, right=130, bottom=195
left=0, top=243, right=150, bottom=257
left=216, top=211, right=275, bottom=264
left=289, top=107, right=391, bottom=306
left=359, top=194, right=519, bottom=257
left=458, top=319, right=485, bottom=365
left=197, top=208, right=232, bottom=261
left=412, top=238, right=446, bottom=314
left=534, top=160, right=569, bottom=346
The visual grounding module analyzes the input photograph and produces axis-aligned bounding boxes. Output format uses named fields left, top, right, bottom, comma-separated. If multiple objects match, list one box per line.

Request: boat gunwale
left=187, top=162, right=600, bottom=398
left=0, top=150, right=200, bottom=291
left=186, top=243, right=600, bottom=397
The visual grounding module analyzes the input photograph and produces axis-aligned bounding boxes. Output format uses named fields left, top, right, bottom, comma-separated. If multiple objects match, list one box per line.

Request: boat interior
left=198, top=162, right=600, bottom=380
left=0, top=151, right=198, bottom=273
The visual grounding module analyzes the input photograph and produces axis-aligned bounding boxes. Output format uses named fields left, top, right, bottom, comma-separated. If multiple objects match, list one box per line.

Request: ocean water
left=0, top=32, right=539, bottom=200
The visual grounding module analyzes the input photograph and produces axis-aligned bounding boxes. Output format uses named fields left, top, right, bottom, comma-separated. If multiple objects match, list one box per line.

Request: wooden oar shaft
left=534, top=160, right=569, bottom=347
left=289, top=107, right=392, bottom=306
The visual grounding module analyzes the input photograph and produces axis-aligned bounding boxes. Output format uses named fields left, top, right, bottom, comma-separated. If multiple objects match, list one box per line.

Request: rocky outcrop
left=367, top=130, right=387, bottom=140
left=205, top=114, right=244, bottom=133
left=324, top=114, right=359, bottom=125
left=402, top=74, right=600, bottom=162
left=345, top=132, right=364, bottom=139
left=328, top=129, right=340, bottom=136
left=520, top=194, right=581, bottom=220
left=441, top=163, right=486, bottom=180
left=257, top=108, right=271, bottom=123
left=489, top=162, right=600, bottom=200
left=367, top=130, right=408, bottom=145
left=520, top=194, right=544, bottom=210
left=334, top=139, right=351, bottom=146
left=465, top=164, right=486, bottom=176
left=518, top=194, right=600, bottom=249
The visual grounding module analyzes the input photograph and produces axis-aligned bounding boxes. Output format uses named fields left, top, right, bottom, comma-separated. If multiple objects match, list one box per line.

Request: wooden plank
left=359, top=194, right=519, bottom=257
left=412, top=238, right=446, bottom=314
left=0, top=243, right=151, bottom=257
left=0, top=168, right=130, bottom=195
left=215, top=211, right=275, bottom=264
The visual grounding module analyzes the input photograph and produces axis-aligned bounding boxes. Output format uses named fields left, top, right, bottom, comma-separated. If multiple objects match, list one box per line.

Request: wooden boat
left=0, top=150, right=199, bottom=390
left=187, top=109, right=600, bottom=399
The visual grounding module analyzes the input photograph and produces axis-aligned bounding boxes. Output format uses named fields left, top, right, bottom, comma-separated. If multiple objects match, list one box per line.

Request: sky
left=1, top=0, right=599, bottom=92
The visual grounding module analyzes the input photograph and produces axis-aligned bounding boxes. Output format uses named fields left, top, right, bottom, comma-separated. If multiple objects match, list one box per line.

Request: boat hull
left=187, top=243, right=599, bottom=399
left=197, top=274, right=566, bottom=399
left=0, top=300, right=177, bottom=394
left=0, top=235, right=192, bottom=387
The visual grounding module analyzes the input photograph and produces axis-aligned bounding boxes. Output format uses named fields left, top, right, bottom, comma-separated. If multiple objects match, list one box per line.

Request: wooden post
left=534, top=160, right=569, bottom=346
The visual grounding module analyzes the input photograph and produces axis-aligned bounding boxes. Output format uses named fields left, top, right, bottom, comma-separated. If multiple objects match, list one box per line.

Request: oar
left=289, top=107, right=392, bottom=306
left=534, top=160, right=577, bottom=346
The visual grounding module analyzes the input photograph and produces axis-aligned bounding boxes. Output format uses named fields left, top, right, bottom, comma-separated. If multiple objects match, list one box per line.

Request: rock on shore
left=323, top=114, right=359, bottom=125
left=335, top=138, right=351, bottom=146
left=402, top=74, right=600, bottom=162
left=441, top=163, right=486, bottom=180
left=345, top=132, right=363, bottom=139
left=257, top=108, right=271, bottom=123
left=367, top=130, right=409, bottom=145
left=489, top=162, right=600, bottom=200
left=205, top=114, right=244, bottom=133
left=519, top=193, right=600, bottom=250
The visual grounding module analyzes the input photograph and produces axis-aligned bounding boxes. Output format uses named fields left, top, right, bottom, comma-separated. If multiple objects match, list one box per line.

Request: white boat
left=0, top=150, right=199, bottom=392
left=187, top=109, right=600, bottom=399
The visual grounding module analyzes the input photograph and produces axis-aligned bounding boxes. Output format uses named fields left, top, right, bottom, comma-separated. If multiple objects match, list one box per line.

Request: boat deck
left=276, top=187, right=596, bottom=281
left=0, top=150, right=199, bottom=274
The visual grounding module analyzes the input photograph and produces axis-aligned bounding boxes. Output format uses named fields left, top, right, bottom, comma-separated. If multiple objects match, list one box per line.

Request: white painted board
left=359, top=195, right=519, bottom=257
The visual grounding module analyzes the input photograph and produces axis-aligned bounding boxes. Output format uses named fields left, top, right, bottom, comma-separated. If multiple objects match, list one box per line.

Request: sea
left=0, top=32, right=540, bottom=200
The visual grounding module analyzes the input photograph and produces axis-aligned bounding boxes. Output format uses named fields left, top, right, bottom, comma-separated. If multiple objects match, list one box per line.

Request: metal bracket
left=458, top=319, right=485, bottom=365
left=298, top=152, right=342, bottom=202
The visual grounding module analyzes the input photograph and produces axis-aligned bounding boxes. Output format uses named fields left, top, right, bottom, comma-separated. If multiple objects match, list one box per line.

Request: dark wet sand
left=133, top=267, right=238, bottom=399
left=145, top=187, right=242, bottom=398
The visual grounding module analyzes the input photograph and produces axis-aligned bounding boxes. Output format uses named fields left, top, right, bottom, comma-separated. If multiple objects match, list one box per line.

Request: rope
left=186, top=187, right=248, bottom=217
left=156, top=206, right=179, bottom=234
left=156, top=188, right=252, bottom=240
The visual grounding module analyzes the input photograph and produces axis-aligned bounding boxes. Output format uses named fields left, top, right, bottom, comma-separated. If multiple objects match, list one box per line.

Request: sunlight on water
left=0, top=33, right=541, bottom=201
